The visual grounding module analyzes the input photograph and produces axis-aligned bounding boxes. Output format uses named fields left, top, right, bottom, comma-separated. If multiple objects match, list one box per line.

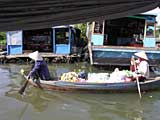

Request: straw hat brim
left=28, top=51, right=43, bottom=61
left=134, top=51, right=148, bottom=60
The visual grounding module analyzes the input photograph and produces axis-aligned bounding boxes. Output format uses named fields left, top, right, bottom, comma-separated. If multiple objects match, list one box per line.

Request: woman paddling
left=130, top=51, right=150, bottom=81
left=27, top=51, right=51, bottom=83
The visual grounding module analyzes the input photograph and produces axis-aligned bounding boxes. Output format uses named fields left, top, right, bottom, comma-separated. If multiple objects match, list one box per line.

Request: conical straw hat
left=28, top=51, right=43, bottom=61
left=134, top=51, right=148, bottom=60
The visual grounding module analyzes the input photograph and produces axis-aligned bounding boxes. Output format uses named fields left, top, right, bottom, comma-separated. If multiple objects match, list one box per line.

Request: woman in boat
left=130, top=51, right=149, bottom=81
left=27, top=51, right=51, bottom=82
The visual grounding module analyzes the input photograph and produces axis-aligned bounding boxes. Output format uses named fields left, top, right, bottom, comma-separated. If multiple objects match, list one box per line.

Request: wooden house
left=6, top=25, right=81, bottom=55
left=3, top=26, right=82, bottom=63
left=87, top=14, right=159, bottom=66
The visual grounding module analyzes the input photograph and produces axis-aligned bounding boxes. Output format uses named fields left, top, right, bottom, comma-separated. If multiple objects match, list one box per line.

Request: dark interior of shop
left=104, top=17, right=145, bottom=46
left=23, top=28, right=53, bottom=52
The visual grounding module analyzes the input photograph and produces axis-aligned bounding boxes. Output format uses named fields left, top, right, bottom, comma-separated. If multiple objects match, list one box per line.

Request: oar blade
left=19, top=69, right=29, bottom=95
left=20, top=69, right=25, bottom=75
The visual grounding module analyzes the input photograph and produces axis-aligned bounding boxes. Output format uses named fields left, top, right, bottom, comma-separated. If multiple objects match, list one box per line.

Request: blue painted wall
left=7, top=45, right=23, bottom=55
left=91, top=34, right=104, bottom=45
left=93, top=48, right=160, bottom=60
left=53, top=27, right=71, bottom=54
left=55, top=44, right=70, bottom=54
left=143, top=38, right=156, bottom=47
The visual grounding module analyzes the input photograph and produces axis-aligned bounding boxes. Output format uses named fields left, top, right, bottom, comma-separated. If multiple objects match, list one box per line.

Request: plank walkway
left=0, top=52, right=81, bottom=63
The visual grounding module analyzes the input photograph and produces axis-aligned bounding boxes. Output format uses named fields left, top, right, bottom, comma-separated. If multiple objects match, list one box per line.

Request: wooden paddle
left=132, top=56, right=142, bottom=99
left=18, top=69, right=29, bottom=95
left=88, top=38, right=93, bottom=65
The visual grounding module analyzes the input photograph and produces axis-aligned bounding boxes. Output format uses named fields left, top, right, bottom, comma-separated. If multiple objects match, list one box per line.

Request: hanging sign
left=7, top=31, right=22, bottom=45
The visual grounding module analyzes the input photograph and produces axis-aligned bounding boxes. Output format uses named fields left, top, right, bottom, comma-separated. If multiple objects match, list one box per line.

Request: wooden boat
left=24, top=76, right=160, bottom=93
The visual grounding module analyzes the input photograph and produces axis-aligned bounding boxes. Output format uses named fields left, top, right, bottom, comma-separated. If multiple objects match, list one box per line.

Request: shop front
left=6, top=26, right=80, bottom=55
left=87, top=14, right=160, bottom=66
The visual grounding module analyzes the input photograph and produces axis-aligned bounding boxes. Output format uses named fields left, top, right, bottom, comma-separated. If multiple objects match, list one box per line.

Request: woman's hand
left=130, top=57, right=135, bottom=65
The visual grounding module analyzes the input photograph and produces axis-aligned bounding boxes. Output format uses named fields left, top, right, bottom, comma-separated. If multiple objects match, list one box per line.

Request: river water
left=0, top=63, right=160, bottom=120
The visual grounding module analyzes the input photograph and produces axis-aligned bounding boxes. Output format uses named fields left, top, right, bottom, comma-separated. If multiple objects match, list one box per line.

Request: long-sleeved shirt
left=130, top=60, right=150, bottom=79
left=28, top=60, right=50, bottom=80
left=137, top=61, right=150, bottom=79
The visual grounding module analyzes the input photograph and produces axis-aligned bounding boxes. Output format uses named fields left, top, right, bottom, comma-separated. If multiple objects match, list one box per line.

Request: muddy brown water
left=0, top=63, right=160, bottom=120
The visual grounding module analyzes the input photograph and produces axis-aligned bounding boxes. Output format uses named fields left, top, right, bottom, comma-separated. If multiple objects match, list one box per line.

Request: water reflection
left=5, top=87, right=152, bottom=120
left=6, top=88, right=50, bottom=112
left=7, top=90, right=159, bottom=120
left=55, top=93, right=144, bottom=120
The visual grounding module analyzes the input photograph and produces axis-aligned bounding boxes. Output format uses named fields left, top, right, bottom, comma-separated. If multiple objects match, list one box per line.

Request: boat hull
left=26, top=77, right=160, bottom=93
left=92, top=46, right=160, bottom=66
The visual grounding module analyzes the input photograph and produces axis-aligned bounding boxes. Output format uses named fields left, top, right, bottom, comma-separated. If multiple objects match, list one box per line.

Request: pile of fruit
left=60, top=72, right=79, bottom=82
left=123, top=70, right=137, bottom=78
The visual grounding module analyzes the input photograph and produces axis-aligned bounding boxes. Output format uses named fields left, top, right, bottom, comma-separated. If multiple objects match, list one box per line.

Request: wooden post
left=88, top=39, right=93, bottom=65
